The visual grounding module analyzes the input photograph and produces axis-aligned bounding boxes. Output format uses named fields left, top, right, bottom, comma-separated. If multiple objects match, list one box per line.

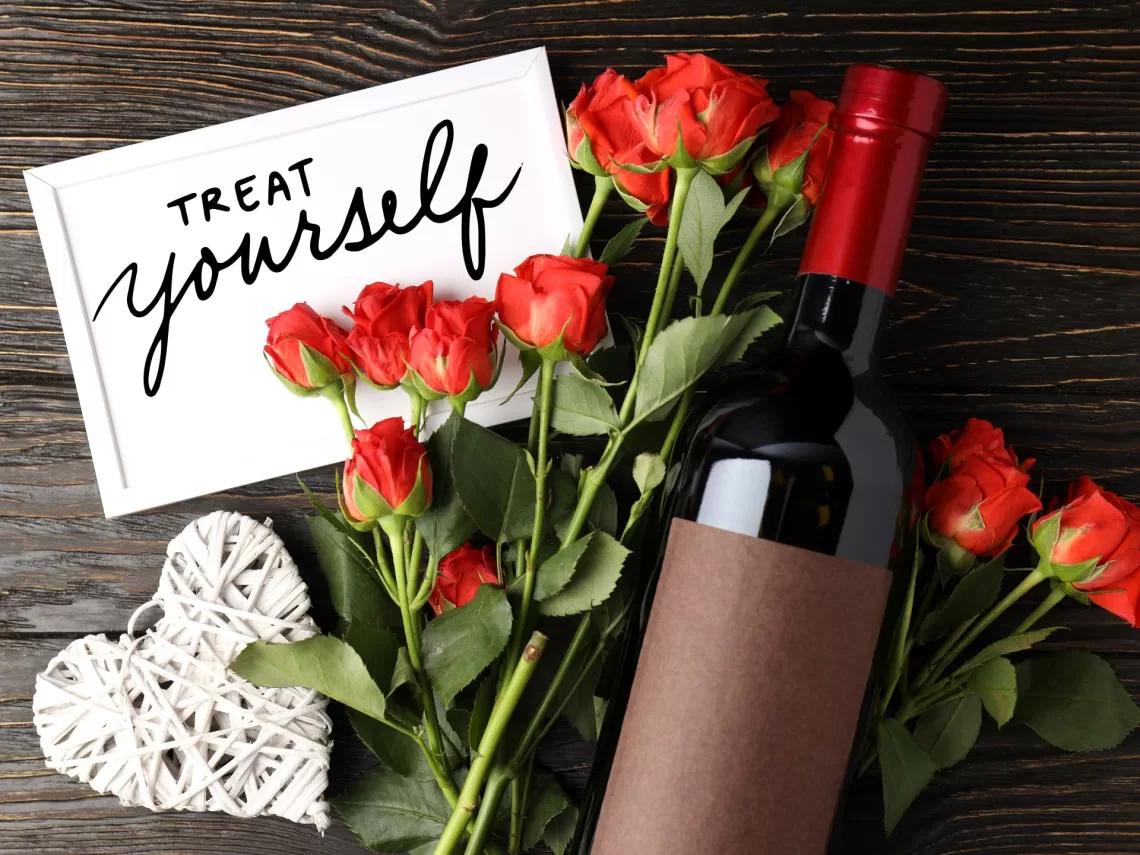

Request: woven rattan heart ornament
left=32, top=511, right=332, bottom=830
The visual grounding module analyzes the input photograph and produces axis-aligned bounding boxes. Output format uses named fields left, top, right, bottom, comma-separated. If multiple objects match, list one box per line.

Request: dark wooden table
left=4, top=2, right=1140, bottom=853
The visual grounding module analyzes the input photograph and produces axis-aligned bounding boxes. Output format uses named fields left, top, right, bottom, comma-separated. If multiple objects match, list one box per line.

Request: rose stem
left=709, top=199, right=785, bottom=315
left=434, top=633, right=547, bottom=855
left=379, top=519, right=450, bottom=773
left=908, top=568, right=1049, bottom=712
left=503, top=358, right=556, bottom=686
left=319, top=382, right=356, bottom=445
left=509, top=755, right=536, bottom=855
left=574, top=175, right=613, bottom=258
left=621, top=203, right=784, bottom=539
left=1012, top=585, right=1066, bottom=635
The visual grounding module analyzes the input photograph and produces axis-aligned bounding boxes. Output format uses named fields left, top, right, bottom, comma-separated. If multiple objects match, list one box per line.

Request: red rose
left=496, top=254, right=614, bottom=356
left=344, top=280, right=432, bottom=335
left=1051, top=478, right=1140, bottom=626
left=344, top=281, right=433, bottom=388
left=407, top=297, right=498, bottom=402
left=930, top=418, right=1029, bottom=471
left=925, top=452, right=1042, bottom=556
left=343, top=418, right=432, bottom=522
left=761, top=90, right=835, bottom=206
left=264, top=303, right=352, bottom=390
left=429, top=543, right=499, bottom=615
left=566, top=69, right=673, bottom=225
left=631, top=53, right=780, bottom=168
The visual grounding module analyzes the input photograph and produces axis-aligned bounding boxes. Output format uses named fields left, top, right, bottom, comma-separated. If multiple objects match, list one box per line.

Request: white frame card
left=25, top=48, right=583, bottom=517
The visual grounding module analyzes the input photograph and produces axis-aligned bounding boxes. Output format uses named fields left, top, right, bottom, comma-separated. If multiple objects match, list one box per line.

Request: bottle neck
left=785, top=273, right=891, bottom=374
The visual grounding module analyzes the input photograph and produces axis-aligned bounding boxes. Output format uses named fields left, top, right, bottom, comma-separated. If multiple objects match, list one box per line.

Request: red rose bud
left=930, top=417, right=1030, bottom=472
left=496, top=254, right=614, bottom=358
left=751, top=90, right=836, bottom=207
left=429, top=543, right=499, bottom=615
left=924, top=451, right=1042, bottom=557
left=1032, top=477, right=1140, bottom=606
left=342, top=418, right=432, bottom=523
left=344, top=281, right=433, bottom=389
left=407, top=297, right=498, bottom=407
left=566, top=68, right=673, bottom=223
left=631, top=53, right=780, bottom=172
left=264, top=303, right=353, bottom=393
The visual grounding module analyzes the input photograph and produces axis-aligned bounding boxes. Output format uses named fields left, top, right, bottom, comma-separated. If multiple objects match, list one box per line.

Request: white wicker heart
left=32, top=510, right=332, bottom=830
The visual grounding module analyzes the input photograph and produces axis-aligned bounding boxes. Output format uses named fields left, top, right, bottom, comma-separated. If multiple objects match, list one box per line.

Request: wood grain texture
left=2, top=0, right=1140, bottom=852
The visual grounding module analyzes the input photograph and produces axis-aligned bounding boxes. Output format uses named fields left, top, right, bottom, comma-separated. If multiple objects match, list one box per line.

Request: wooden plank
left=2, top=0, right=1140, bottom=852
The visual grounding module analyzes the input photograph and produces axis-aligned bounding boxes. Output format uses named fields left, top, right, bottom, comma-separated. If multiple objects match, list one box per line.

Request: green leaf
left=633, top=308, right=782, bottom=426
left=467, top=674, right=495, bottom=749
left=231, top=634, right=388, bottom=721
left=954, top=627, right=1062, bottom=676
left=534, top=534, right=592, bottom=601
left=349, top=709, right=425, bottom=778
left=677, top=171, right=746, bottom=288
left=564, top=657, right=602, bottom=743
left=599, top=217, right=648, bottom=266
left=538, top=532, right=629, bottom=617
left=543, top=805, right=579, bottom=855
left=588, top=482, right=619, bottom=537
left=421, top=584, right=513, bottom=704
left=342, top=621, right=402, bottom=692
left=523, top=771, right=572, bottom=851
left=918, top=558, right=1004, bottom=644
left=632, top=452, right=666, bottom=497
left=451, top=417, right=535, bottom=542
left=307, top=515, right=401, bottom=627
left=416, top=414, right=478, bottom=556
left=969, top=656, right=1018, bottom=727
left=332, top=765, right=452, bottom=851
left=914, top=694, right=982, bottom=770
left=877, top=718, right=936, bottom=835
left=550, top=373, right=620, bottom=436
left=1015, top=651, right=1140, bottom=751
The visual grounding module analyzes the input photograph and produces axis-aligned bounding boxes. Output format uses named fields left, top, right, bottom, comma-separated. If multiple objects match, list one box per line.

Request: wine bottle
left=571, top=64, right=947, bottom=854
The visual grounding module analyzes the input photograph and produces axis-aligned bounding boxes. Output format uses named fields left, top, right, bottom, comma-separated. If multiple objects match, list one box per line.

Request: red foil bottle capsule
left=799, top=65, right=948, bottom=295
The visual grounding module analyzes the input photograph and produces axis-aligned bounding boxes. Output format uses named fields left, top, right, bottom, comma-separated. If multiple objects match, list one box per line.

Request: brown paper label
left=591, top=518, right=892, bottom=855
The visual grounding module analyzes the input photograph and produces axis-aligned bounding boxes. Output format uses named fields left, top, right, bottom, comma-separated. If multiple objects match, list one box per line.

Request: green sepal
left=665, top=118, right=698, bottom=169
left=353, top=361, right=402, bottom=393
left=1029, top=509, right=1062, bottom=563
left=405, top=367, right=448, bottom=402
left=700, top=133, right=758, bottom=175
left=612, top=157, right=669, bottom=175
left=337, top=469, right=377, bottom=533
left=570, top=127, right=609, bottom=178
left=446, top=368, right=483, bottom=415
left=298, top=341, right=342, bottom=389
left=568, top=352, right=625, bottom=387
left=392, top=457, right=431, bottom=519
left=613, top=181, right=650, bottom=215
left=502, top=348, right=544, bottom=405
left=342, top=372, right=362, bottom=420
left=264, top=351, right=317, bottom=397
left=750, top=145, right=774, bottom=189
left=496, top=320, right=537, bottom=353
left=1048, top=556, right=1102, bottom=584
left=350, top=471, right=396, bottom=522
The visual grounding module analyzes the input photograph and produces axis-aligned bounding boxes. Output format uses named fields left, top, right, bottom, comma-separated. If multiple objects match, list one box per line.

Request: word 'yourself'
left=92, top=120, right=521, bottom=398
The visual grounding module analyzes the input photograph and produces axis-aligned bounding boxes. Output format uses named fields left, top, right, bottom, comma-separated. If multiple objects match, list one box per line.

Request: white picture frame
left=24, top=47, right=583, bottom=518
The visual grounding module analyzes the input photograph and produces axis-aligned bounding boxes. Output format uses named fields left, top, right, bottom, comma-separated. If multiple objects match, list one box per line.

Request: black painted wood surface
left=3, top=2, right=1140, bottom=853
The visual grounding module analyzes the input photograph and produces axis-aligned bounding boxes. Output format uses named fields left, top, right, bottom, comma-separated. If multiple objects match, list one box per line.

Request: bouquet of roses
left=228, top=53, right=835, bottom=855
left=868, top=418, right=1140, bottom=834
